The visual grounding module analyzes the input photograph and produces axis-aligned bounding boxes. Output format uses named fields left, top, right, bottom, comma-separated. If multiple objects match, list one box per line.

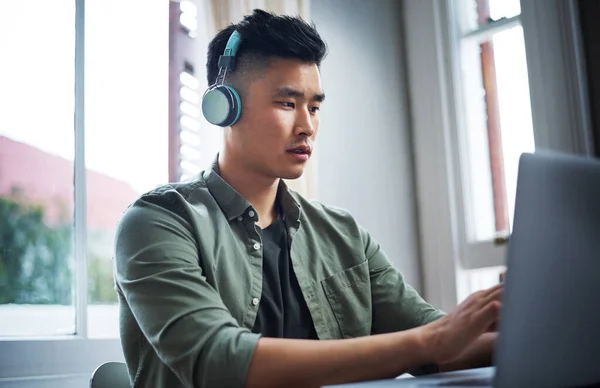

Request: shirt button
left=252, top=297, right=259, bottom=306
left=253, top=242, right=261, bottom=250
left=248, top=210, right=255, bottom=217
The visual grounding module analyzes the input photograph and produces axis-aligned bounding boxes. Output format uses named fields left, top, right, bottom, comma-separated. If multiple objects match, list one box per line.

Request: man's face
left=228, top=58, right=324, bottom=181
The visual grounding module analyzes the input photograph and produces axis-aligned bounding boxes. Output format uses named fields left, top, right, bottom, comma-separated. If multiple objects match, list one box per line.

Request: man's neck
left=218, top=153, right=279, bottom=229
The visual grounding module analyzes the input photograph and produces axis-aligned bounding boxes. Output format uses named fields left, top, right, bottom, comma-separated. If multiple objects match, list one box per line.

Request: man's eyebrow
left=313, top=92, right=326, bottom=103
left=274, top=86, right=326, bottom=102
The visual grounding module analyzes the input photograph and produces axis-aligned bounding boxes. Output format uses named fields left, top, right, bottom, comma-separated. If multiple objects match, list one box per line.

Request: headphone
left=201, top=30, right=242, bottom=127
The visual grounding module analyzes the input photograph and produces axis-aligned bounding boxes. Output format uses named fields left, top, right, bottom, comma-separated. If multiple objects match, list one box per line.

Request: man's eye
left=310, top=106, right=320, bottom=113
left=280, top=102, right=295, bottom=108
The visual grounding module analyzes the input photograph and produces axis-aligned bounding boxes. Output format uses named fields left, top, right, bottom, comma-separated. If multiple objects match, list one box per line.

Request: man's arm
left=115, top=196, right=262, bottom=388
left=246, top=330, right=429, bottom=388
left=245, top=285, right=502, bottom=388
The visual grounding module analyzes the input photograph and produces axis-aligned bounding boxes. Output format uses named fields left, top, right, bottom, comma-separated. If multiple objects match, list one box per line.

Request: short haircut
left=206, top=9, right=328, bottom=95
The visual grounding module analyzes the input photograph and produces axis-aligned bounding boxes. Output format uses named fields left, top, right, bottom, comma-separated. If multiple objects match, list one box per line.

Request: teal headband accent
left=224, top=30, right=241, bottom=57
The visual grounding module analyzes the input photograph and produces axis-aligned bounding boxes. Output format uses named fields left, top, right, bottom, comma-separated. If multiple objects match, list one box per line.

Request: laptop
left=324, top=151, right=600, bottom=388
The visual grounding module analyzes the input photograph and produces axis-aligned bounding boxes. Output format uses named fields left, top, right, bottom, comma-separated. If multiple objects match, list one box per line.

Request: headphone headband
left=202, top=30, right=243, bottom=127
left=217, top=30, right=241, bottom=78
left=224, top=30, right=241, bottom=58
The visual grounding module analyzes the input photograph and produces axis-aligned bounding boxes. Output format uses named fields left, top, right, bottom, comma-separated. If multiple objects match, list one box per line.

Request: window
left=0, top=0, right=169, bottom=339
left=0, top=0, right=77, bottom=337
left=397, top=0, right=590, bottom=312
left=452, top=0, right=535, bottom=293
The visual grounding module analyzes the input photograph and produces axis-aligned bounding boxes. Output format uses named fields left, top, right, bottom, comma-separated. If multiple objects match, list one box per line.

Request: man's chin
left=280, top=168, right=305, bottom=181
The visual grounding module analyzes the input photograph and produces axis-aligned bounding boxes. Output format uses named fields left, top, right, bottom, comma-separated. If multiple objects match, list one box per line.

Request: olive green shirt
left=114, top=157, right=445, bottom=388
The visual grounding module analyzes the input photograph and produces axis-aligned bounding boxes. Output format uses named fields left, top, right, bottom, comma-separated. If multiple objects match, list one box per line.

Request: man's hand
left=420, top=283, right=503, bottom=365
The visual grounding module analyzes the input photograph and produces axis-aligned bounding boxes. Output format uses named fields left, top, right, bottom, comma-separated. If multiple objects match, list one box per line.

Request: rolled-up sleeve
left=114, top=195, right=260, bottom=388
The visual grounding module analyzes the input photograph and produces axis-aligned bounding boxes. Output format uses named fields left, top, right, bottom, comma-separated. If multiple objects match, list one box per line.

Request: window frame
left=449, top=3, right=522, bottom=271
left=403, top=0, right=593, bottom=311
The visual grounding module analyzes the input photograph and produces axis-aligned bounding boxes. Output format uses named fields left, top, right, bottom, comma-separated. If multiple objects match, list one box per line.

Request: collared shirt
left=114, top=156, right=445, bottom=388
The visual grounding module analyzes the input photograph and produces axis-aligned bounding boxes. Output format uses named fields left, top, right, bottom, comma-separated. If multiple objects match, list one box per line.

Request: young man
left=114, top=9, right=502, bottom=388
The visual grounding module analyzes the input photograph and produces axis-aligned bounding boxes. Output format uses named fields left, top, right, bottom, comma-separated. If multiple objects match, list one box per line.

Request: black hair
left=206, top=9, right=328, bottom=92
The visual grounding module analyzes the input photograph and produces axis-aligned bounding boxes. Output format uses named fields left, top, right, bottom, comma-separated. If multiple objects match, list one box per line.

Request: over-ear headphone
left=202, top=30, right=242, bottom=127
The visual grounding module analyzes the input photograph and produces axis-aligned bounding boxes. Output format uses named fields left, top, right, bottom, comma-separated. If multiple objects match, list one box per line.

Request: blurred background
left=1, top=0, right=598, bottom=386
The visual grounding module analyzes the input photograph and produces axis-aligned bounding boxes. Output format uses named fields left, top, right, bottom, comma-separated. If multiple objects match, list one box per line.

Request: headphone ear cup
left=201, top=85, right=242, bottom=127
left=222, top=85, right=242, bottom=126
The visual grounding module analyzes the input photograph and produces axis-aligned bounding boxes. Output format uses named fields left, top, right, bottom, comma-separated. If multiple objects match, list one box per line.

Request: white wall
left=312, top=0, right=423, bottom=291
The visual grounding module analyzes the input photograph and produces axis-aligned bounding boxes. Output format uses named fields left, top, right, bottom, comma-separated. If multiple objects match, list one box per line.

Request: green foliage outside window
left=0, top=190, right=117, bottom=305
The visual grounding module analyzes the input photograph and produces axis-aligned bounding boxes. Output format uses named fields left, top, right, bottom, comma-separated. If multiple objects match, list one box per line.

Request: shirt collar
left=202, top=154, right=302, bottom=225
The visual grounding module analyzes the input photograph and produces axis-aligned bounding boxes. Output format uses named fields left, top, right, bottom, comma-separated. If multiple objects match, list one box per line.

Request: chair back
left=89, top=361, right=130, bottom=388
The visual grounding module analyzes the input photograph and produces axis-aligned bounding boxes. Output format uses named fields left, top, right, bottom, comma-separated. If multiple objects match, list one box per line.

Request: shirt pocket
left=320, top=260, right=372, bottom=338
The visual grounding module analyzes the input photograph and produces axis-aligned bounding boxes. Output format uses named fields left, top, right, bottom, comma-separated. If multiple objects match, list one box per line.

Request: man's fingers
left=486, top=318, right=499, bottom=332
left=482, top=287, right=503, bottom=332
left=467, top=283, right=503, bottom=310
left=484, top=283, right=504, bottom=295
left=484, top=285, right=503, bottom=305
left=473, top=300, right=502, bottom=331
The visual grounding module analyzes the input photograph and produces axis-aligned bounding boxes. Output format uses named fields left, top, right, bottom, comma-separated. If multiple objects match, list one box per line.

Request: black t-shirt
left=252, top=214, right=318, bottom=339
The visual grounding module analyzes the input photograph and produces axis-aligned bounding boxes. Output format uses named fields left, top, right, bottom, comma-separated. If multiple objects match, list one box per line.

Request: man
left=114, top=9, right=501, bottom=388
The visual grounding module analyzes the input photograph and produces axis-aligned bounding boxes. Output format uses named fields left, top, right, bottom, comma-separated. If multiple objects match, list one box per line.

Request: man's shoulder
left=141, top=176, right=209, bottom=201
left=118, top=176, right=214, bottom=227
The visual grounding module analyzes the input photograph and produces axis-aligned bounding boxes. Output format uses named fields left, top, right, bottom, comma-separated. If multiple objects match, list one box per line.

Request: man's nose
left=294, top=109, right=315, bottom=137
